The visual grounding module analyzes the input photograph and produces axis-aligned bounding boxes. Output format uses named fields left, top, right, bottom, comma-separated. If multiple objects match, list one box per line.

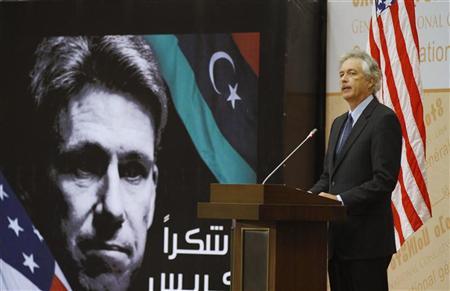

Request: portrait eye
left=119, top=161, right=149, bottom=185
left=72, top=158, right=104, bottom=180
left=55, top=145, right=108, bottom=182
left=74, top=168, right=92, bottom=179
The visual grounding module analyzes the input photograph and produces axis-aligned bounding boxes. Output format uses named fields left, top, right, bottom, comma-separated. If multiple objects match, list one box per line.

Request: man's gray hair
left=30, top=35, right=168, bottom=149
left=340, top=48, right=381, bottom=94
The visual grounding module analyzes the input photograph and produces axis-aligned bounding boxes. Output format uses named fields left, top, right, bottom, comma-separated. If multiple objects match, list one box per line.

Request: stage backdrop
left=0, top=33, right=259, bottom=291
left=144, top=33, right=259, bottom=291
left=327, top=1, right=449, bottom=290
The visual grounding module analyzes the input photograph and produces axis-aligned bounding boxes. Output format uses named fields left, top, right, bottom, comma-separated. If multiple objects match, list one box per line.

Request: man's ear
left=146, top=164, right=158, bottom=229
left=152, top=164, right=158, bottom=185
left=368, top=77, right=375, bottom=91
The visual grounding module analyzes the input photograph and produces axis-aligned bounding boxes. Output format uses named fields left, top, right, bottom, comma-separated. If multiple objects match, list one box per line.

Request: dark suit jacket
left=310, top=97, right=402, bottom=260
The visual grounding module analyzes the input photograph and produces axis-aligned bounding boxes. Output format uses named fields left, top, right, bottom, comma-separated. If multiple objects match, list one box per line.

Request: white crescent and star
left=208, top=51, right=242, bottom=109
left=227, top=83, right=241, bottom=109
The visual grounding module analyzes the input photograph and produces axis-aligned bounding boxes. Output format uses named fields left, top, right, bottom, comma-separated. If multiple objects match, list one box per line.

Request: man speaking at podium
left=309, top=49, right=402, bottom=291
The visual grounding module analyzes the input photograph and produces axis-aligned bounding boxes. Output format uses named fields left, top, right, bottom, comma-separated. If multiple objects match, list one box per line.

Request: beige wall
left=327, top=1, right=450, bottom=290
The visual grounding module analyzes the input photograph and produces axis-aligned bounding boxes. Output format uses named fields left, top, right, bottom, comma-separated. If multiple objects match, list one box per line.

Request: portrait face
left=48, top=84, right=157, bottom=291
left=339, top=58, right=374, bottom=107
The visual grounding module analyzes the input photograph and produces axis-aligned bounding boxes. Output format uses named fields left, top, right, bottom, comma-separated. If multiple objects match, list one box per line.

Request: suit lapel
left=331, top=98, right=379, bottom=177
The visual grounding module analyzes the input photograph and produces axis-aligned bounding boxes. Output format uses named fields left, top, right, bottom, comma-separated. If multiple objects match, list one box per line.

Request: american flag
left=368, top=0, right=432, bottom=248
left=0, top=172, right=71, bottom=291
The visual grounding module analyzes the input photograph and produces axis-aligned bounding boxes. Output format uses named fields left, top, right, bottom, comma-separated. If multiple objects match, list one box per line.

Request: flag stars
left=22, top=253, right=39, bottom=274
left=7, top=216, right=24, bottom=237
left=376, top=0, right=393, bottom=16
left=227, top=83, right=242, bottom=109
left=0, top=184, right=9, bottom=201
left=33, top=226, right=44, bottom=242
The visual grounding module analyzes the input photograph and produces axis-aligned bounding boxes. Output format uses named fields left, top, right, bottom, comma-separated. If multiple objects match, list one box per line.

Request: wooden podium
left=197, top=184, right=346, bottom=291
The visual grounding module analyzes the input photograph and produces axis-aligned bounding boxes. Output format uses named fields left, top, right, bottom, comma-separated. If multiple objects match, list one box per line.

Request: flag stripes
left=390, top=1, right=426, bottom=146
left=52, top=264, right=71, bottom=291
left=377, top=3, right=431, bottom=215
left=398, top=168, right=422, bottom=231
left=144, top=34, right=256, bottom=184
left=175, top=34, right=258, bottom=170
left=391, top=200, right=405, bottom=244
left=368, top=0, right=431, bottom=247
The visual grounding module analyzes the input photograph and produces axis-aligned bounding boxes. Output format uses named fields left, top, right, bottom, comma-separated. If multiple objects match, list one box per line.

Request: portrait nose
left=97, top=164, right=125, bottom=226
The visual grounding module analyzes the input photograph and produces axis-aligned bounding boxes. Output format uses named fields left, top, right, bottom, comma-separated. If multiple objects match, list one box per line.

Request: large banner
left=0, top=33, right=259, bottom=291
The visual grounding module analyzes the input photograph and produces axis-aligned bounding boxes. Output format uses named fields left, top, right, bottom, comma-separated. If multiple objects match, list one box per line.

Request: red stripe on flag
left=368, top=20, right=385, bottom=104
left=231, top=33, right=260, bottom=76
left=391, top=203, right=405, bottom=245
left=398, top=168, right=423, bottom=231
left=376, top=17, right=431, bottom=214
left=404, top=0, right=420, bottom=57
left=390, top=3, right=426, bottom=147
left=369, top=21, right=380, bottom=66
left=50, top=275, right=67, bottom=291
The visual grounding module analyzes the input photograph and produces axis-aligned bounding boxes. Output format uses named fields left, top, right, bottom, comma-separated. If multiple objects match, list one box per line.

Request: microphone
left=261, top=128, right=318, bottom=185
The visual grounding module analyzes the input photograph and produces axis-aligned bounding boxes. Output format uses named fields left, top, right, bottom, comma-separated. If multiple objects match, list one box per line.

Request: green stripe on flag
left=144, top=35, right=256, bottom=183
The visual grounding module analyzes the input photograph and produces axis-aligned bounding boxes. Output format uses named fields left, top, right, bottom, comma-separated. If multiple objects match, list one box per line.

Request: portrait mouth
left=78, top=238, right=133, bottom=269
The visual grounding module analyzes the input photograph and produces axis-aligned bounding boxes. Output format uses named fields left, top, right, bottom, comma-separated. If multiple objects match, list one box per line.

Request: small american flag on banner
left=0, top=172, right=71, bottom=291
left=368, top=0, right=432, bottom=248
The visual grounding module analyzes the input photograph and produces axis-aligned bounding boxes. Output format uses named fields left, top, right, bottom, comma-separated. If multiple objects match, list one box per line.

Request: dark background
left=0, top=0, right=327, bottom=289
left=0, top=0, right=327, bottom=185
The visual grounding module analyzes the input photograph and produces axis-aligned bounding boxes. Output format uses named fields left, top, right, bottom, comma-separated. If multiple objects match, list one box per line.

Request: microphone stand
left=261, top=128, right=317, bottom=185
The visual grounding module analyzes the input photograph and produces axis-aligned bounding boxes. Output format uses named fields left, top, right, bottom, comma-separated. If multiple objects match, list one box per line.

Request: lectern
left=197, top=184, right=346, bottom=291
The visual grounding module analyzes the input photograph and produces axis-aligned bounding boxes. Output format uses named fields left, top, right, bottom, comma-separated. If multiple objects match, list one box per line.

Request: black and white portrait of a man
left=16, top=35, right=168, bottom=291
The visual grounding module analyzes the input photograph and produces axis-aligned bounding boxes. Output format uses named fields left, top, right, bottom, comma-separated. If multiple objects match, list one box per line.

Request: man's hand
left=318, top=192, right=338, bottom=201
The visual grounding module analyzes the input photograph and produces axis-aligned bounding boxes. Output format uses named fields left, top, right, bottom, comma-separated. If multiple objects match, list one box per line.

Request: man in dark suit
left=310, top=49, right=402, bottom=291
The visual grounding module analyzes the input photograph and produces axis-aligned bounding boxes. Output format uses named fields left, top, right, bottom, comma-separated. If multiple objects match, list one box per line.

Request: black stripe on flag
left=176, top=34, right=258, bottom=171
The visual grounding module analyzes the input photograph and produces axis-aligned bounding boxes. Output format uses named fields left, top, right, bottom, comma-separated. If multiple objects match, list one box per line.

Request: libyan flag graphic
left=145, top=34, right=258, bottom=184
